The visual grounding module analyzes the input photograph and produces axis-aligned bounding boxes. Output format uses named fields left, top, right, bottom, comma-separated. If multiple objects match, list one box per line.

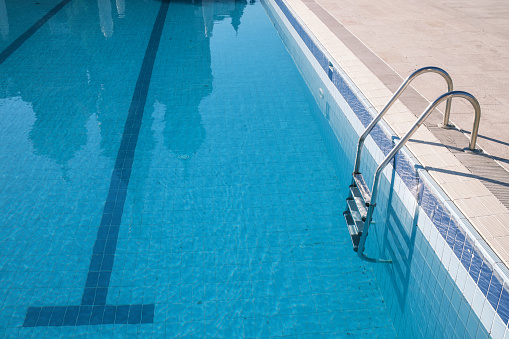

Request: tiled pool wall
left=263, top=0, right=509, bottom=337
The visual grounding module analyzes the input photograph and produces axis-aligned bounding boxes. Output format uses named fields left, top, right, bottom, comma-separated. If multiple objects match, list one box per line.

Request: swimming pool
left=0, top=0, right=399, bottom=337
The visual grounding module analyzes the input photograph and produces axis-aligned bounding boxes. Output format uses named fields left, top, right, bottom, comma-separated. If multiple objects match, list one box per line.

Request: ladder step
left=344, top=211, right=363, bottom=252
left=353, top=173, right=371, bottom=206
left=350, top=186, right=368, bottom=218
left=347, top=198, right=366, bottom=221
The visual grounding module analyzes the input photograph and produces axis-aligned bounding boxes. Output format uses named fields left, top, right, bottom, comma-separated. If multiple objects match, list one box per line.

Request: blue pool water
left=0, top=0, right=397, bottom=337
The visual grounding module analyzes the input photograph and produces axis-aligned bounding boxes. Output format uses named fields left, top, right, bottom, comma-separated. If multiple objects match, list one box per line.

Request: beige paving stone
left=478, top=196, right=509, bottom=215
left=455, top=197, right=493, bottom=218
left=420, top=154, right=449, bottom=169
left=411, top=129, right=441, bottom=144
left=437, top=153, right=464, bottom=168
left=429, top=168, right=463, bottom=185
left=406, top=142, right=437, bottom=157
left=441, top=182, right=480, bottom=200
left=470, top=216, right=509, bottom=239
left=492, top=236, right=509, bottom=265
left=459, top=179, right=492, bottom=196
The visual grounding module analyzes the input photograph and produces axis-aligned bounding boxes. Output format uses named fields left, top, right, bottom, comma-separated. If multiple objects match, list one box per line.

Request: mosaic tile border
left=271, top=0, right=509, bottom=330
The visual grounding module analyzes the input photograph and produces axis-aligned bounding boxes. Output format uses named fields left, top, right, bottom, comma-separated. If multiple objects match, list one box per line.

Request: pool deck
left=283, top=0, right=509, bottom=268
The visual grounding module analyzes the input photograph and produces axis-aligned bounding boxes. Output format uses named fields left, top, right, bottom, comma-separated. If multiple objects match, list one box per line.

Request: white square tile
left=464, top=278, right=476, bottom=304
left=456, top=265, right=469, bottom=293
left=428, top=228, right=438, bottom=254
left=480, top=299, right=495, bottom=334
left=449, top=256, right=460, bottom=281
left=472, top=288, right=486, bottom=316
left=491, top=313, right=506, bottom=338
left=418, top=210, right=431, bottom=239
left=434, top=233, right=445, bottom=259
left=442, top=244, right=453, bottom=270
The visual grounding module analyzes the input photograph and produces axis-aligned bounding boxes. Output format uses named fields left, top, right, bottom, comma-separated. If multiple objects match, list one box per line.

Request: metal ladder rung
left=352, top=174, right=371, bottom=206
left=350, top=186, right=368, bottom=217
left=344, top=212, right=363, bottom=251
left=346, top=198, right=366, bottom=221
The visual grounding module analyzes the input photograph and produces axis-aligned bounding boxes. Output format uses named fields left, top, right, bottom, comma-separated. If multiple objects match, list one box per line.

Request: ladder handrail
left=353, top=66, right=453, bottom=174
left=357, top=91, right=481, bottom=261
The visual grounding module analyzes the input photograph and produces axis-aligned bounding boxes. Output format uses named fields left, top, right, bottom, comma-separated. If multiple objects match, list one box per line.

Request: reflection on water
left=116, top=0, right=125, bottom=18
left=0, top=97, right=36, bottom=158
left=202, top=0, right=247, bottom=36
left=98, top=0, right=114, bottom=38
left=0, top=0, right=248, bottom=169
left=162, top=0, right=210, bottom=159
left=0, top=0, right=8, bottom=41
left=0, top=97, right=107, bottom=184
left=160, top=0, right=247, bottom=160
left=0, top=0, right=126, bottom=167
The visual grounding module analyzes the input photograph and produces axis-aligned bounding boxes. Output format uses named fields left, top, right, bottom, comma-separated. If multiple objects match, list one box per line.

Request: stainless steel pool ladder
left=344, top=66, right=482, bottom=263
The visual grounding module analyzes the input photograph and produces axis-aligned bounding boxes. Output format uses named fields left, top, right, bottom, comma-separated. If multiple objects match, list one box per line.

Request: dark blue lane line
left=23, top=0, right=170, bottom=327
left=24, top=305, right=155, bottom=327
left=0, top=0, right=72, bottom=65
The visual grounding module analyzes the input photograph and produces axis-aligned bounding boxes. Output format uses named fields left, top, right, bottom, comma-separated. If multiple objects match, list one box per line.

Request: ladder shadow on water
left=378, top=155, right=419, bottom=311
left=378, top=161, right=493, bottom=337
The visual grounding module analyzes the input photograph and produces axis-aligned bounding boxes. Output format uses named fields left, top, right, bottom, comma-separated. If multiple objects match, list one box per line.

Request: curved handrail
left=357, top=91, right=481, bottom=262
left=353, top=66, right=453, bottom=174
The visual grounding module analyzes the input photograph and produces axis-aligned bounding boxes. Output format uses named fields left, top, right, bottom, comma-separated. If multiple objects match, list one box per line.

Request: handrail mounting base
left=438, top=122, right=455, bottom=129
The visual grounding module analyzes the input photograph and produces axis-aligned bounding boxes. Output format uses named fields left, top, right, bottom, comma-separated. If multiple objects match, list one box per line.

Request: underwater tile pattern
left=267, top=0, right=509, bottom=337
left=0, top=0, right=68, bottom=52
left=22, top=0, right=170, bottom=328
left=0, top=0, right=72, bottom=65
left=0, top=0, right=397, bottom=337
